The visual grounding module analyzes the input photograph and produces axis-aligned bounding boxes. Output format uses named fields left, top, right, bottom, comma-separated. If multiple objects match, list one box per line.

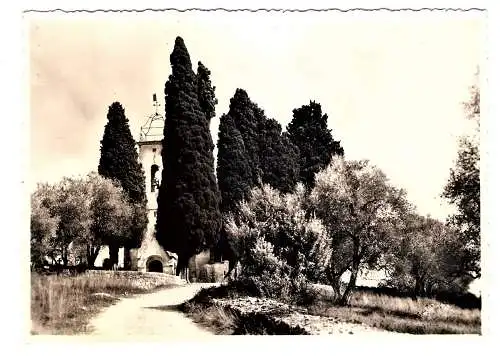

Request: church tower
left=132, top=94, right=177, bottom=273
left=138, top=93, right=163, bottom=223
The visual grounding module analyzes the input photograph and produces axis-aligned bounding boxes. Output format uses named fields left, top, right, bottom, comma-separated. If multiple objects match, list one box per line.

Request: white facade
left=133, top=107, right=178, bottom=273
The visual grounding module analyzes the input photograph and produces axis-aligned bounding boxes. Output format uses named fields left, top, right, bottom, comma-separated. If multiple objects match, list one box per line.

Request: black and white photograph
left=25, top=4, right=485, bottom=338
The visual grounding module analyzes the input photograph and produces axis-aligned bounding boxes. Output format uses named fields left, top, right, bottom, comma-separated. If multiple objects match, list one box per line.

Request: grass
left=182, top=302, right=239, bottom=335
left=182, top=282, right=481, bottom=335
left=31, top=272, right=174, bottom=335
left=307, top=290, right=481, bottom=334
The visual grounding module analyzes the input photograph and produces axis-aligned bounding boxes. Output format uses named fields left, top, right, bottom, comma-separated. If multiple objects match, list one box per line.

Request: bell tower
left=134, top=94, right=166, bottom=268
left=138, top=93, right=164, bottom=219
left=132, top=94, right=178, bottom=273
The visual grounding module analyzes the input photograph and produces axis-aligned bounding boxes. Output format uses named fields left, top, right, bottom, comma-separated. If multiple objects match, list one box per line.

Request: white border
left=3, top=1, right=497, bottom=354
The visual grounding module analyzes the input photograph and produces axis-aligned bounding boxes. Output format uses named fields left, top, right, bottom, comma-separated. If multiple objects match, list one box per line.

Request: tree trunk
left=86, top=245, right=100, bottom=268
left=176, top=257, right=190, bottom=283
left=330, top=277, right=342, bottom=303
left=109, top=244, right=119, bottom=266
left=413, top=275, right=422, bottom=301
left=62, top=247, right=68, bottom=267
left=339, top=235, right=361, bottom=306
left=340, top=262, right=360, bottom=306
left=123, top=247, right=131, bottom=270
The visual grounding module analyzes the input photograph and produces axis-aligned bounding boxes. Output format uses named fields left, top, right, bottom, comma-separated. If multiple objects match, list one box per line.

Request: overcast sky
left=29, top=10, right=483, bottom=221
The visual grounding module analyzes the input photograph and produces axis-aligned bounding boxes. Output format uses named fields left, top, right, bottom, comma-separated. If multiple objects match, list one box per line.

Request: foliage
left=87, top=173, right=134, bottom=266
left=217, top=89, right=301, bottom=214
left=384, top=214, right=470, bottom=297
left=258, top=119, right=300, bottom=193
left=217, top=114, right=253, bottom=213
left=225, top=184, right=329, bottom=303
left=30, top=187, right=60, bottom=269
left=98, top=102, right=147, bottom=206
left=216, top=90, right=301, bottom=263
left=309, top=156, right=410, bottom=305
left=31, top=178, right=92, bottom=267
left=286, top=101, right=344, bottom=188
left=196, top=61, right=218, bottom=122
left=98, top=101, right=148, bottom=266
left=224, top=89, right=263, bottom=187
left=442, top=77, right=480, bottom=279
left=156, top=36, right=222, bottom=273
left=30, top=174, right=134, bottom=268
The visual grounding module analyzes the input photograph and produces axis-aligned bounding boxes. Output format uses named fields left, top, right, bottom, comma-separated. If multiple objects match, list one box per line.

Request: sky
left=28, top=10, right=484, bottom=222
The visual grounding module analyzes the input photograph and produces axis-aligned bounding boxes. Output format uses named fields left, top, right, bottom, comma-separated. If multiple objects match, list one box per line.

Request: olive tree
left=385, top=214, right=467, bottom=298
left=310, top=156, right=410, bottom=305
left=30, top=173, right=134, bottom=268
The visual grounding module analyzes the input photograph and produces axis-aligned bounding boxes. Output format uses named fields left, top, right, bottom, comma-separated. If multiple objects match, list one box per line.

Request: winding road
left=88, top=283, right=217, bottom=340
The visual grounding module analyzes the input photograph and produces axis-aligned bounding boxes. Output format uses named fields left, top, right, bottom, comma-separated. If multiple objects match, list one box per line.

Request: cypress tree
left=258, top=118, right=300, bottom=193
left=156, top=37, right=222, bottom=274
left=98, top=102, right=148, bottom=268
left=286, top=101, right=344, bottom=188
left=196, top=61, right=217, bottom=122
left=217, top=89, right=301, bottom=211
left=217, top=114, right=253, bottom=213
left=227, top=89, right=263, bottom=186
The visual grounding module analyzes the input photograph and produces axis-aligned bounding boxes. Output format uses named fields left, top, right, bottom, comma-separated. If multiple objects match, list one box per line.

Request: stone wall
left=85, top=270, right=186, bottom=290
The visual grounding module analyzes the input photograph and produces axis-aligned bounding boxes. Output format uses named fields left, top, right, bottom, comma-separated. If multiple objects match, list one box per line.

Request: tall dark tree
left=98, top=102, right=148, bottom=268
left=286, top=101, right=344, bottom=188
left=258, top=118, right=300, bottom=193
left=217, top=88, right=300, bottom=205
left=196, top=61, right=217, bottom=122
left=217, top=114, right=253, bottom=213
left=156, top=37, right=222, bottom=275
left=216, top=91, right=300, bottom=264
left=227, top=89, right=264, bottom=186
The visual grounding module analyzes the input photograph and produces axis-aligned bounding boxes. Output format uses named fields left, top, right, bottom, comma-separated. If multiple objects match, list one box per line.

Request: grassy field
left=307, top=290, right=481, bottom=334
left=31, top=272, right=174, bottom=335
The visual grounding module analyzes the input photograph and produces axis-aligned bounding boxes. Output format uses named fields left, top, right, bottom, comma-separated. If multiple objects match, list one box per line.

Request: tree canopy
left=385, top=214, right=468, bottom=297
left=217, top=89, right=300, bottom=212
left=196, top=61, right=218, bottom=122
left=286, top=101, right=344, bottom=188
left=30, top=174, right=134, bottom=269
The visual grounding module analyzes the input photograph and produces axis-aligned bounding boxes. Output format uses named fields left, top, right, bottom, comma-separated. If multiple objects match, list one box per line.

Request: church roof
left=138, top=94, right=165, bottom=143
left=139, top=112, right=164, bottom=143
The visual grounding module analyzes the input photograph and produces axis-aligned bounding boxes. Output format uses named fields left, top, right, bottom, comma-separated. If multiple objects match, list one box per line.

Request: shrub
left=225, top=184, right=328, bottom=304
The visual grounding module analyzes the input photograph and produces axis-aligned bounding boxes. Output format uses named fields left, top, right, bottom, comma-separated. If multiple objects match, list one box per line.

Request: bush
left=225, top=184, right=329, bottom=304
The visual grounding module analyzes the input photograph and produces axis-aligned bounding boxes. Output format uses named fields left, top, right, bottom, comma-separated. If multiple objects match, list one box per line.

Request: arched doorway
left=147, top=259, right=163, bottom=272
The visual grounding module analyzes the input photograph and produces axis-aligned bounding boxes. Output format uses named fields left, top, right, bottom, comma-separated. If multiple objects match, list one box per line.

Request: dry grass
left=31, top=272, right=173, bottom=335
left=183, top=283, right=481, bottom=335
left=182, top=302, right=238, bottom=335
left=308, top=290, right=481, bottom=334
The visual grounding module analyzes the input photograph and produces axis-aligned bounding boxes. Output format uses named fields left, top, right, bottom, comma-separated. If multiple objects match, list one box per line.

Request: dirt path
left=87, top=283, right=217, bottom=340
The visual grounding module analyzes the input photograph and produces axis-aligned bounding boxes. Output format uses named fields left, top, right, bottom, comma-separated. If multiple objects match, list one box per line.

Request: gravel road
left=88, top=283, right=218, bottom=340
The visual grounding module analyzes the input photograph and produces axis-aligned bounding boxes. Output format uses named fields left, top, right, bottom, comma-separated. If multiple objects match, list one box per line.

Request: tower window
left=152, top=148, right=157, bottom=153
left=151, top=164, right=160, bottom=192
